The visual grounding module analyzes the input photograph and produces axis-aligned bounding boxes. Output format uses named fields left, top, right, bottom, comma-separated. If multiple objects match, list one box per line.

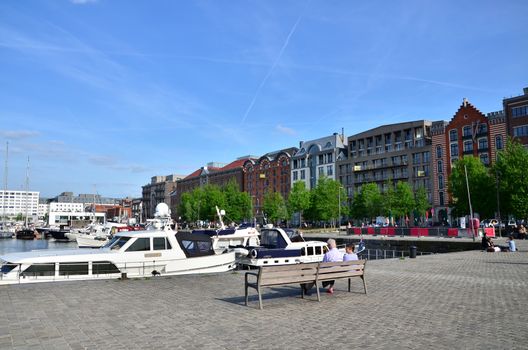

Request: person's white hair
left=327, top=238, right=336, bottom=248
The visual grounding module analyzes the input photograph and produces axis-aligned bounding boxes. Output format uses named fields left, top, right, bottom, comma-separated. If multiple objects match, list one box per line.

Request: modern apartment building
left=430, top=99, right=507, bottom=223
left=0, top=190, right=39, bottom=218
left=141, top=174, right=184, bottom=222
left=503, top=87, right=528, bottom=146
left=243, top=148, right=297, bottom=217
left=291, top=133, right=347, bottom=190
left=50, top=192, right=120, bottom=205
left=337, top=120, right=433, bottom=203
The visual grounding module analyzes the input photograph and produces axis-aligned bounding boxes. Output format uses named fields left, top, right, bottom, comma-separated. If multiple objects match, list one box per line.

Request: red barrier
left=484, top=227, right=495, bottom=237
left=387, top=227, right=396, bottom=236
left=353, top=227, right=361, bottom=235
left=367, top=227, right=374, bottom=235
left=447, top=228, right=458, bottom=237
left=410, top=228, right=419, bottom=236
left=380, top=228, right=388, bottom=235
left=419, top=228, right=429, bottom=236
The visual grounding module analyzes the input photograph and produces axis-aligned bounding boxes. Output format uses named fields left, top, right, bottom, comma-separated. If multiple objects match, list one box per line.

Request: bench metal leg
left=245, top=283, right=249, bottom=306
left=348, top=278, right=351, bottom=292
left=258, top=287, right=263, bottom=310
left=316, top=282, right=321, bottom=302
left=362, top=275, right=368, bottom=295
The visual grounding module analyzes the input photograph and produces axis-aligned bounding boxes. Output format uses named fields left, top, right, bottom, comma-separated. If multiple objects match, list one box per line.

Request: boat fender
left=250, top=249, right=258, bottom=259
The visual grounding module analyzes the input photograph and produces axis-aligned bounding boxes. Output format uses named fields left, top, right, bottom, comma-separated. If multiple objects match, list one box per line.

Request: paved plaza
left=0, top=239, right=527, bottom=349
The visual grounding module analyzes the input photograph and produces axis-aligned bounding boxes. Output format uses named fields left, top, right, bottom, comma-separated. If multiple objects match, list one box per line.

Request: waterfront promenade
left=0, top=241, right=527, bottom=349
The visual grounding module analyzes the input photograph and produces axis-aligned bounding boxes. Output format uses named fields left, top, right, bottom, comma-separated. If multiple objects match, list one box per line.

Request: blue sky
left=0, top=0, right=527, bottom=199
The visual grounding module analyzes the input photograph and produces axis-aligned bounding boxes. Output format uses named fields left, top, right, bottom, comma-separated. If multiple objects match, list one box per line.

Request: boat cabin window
left=1, top=263, right=18, bottom=274
left=21, top=263, right=55, bottom=277
left=315, top=246, right=323, bottom=255
left=153, top=237, right=172, bottom=250
left=126, top=238, right=151, bottom=252
left=103, top=236, right=131, bottom=250
left=260, top=229, right=288, bottom=249
left=92, top=261, right=120, bottom=275
left=59, top=262, right=88, bottom=276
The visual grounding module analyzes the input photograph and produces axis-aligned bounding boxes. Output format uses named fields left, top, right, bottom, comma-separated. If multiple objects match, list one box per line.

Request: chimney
left=463, top=98, right=468, bottom=107
left=523, top=87, right=528, bottom=95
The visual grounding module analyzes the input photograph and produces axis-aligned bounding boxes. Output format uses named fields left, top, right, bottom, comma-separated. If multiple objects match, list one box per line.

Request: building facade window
left=463, top=140, right=473, bottom=152
left=437, top=160, right=443, bottom=173
left=480, top=153, right=490, bottom=165
left=449, top=129, right=458, bottom=142
left=423, top=151, right=430, bottom=163
left=327, top=165, right=333, bottom=176
left=318, top=167, right=324, bottom=176
left=463, top=125, right=472, bottom=137
left=438, top=175, right=444, bottom=189
left=478, top=123, right=488, bottom=134
left=478, top=138, right=488, bottom=150
left=512, top=105, right=528, bottom=117
left=300, top=170, right=305, bottom=180
left=439, top=191, right=444, bottom=206
left=496, top=135, right=503, bottom=150
left=436, top=145, right=442, bottom=158
left=513, top=125, right=528, bottom=137
left=293, top=171, right=298, bottom=181
left=450, top=143, right=459, bottom=157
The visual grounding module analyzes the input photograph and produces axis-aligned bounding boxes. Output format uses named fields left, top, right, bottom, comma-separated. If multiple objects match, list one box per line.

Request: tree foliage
left=393, top=181, right=415, bottom=221
left=448, top=156, right=495, bottom=218
left=494, top=139, right=528, bottom=220
left=288, top=181, right=311, bottom=227
left=262, top=190, right=288, bottom=225
left=309, top=177, right=347, bottom=227
left=350, top=183, right=383, bottom=223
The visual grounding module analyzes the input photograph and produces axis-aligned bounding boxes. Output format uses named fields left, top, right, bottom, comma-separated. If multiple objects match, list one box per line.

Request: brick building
left=243, top=148, right=297, bottom=217
left=503, top=87, right=528, bottom=145
left=174, top=157, right=255, bottom=218
left=431, top=99, right=507, bottom=223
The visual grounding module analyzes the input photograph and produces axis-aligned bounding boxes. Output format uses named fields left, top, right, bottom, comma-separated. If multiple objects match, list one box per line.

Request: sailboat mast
left=25, top=156, right=30, bottom=228
left=2, top=141, right=8, bottom=227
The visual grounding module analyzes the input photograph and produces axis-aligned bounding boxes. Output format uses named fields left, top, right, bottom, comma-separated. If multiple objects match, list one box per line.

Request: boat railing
left=1, top=258, right=185, bottom=283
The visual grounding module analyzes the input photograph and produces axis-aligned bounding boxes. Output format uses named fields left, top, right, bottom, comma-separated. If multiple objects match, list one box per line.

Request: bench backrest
left=258, top=263, right=319, bottom=287
left=316, top=260, right=366, bottom=281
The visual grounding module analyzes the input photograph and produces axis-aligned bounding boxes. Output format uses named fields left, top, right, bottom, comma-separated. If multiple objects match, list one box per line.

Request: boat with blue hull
left=238, top=226, right=328, bottom=267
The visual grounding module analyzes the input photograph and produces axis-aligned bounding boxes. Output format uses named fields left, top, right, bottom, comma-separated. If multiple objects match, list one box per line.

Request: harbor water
left=0, top=238, right=78, bottom=255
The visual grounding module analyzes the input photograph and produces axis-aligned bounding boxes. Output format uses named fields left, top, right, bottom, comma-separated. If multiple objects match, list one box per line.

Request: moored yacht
left=238, top=226, right=328, bottom=267
left=0, top=204, right=237, bottom=285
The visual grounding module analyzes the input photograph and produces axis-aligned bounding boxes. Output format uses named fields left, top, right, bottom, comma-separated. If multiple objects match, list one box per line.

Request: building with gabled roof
left=243, top=147, right=298, bottom=218
left=173, top=157, right=256, bottom=218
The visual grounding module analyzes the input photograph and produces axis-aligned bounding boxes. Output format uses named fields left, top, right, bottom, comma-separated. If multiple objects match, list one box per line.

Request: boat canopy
left=176, top=232, right=215, bottom=258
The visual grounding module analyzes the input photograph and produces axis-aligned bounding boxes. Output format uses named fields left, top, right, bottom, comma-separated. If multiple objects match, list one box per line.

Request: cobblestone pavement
left=0, top=243, right=527, bottom=350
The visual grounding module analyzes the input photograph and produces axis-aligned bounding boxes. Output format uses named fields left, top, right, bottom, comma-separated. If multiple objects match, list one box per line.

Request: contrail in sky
left=241, top=2, right=310, bottom=124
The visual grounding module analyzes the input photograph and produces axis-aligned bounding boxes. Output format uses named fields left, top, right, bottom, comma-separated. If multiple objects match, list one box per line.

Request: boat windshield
left=102, top=236, right=131, bottom=250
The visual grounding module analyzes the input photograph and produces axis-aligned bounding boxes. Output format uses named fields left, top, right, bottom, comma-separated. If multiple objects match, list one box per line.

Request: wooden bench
left=244, top=260, right=367, bottom=309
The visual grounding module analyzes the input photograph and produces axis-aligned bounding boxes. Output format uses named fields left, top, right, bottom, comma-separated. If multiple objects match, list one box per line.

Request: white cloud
left=70, top=0, right=98, bottom=4
left=275, top=124, right=296, bottom=136
left=0, top=130, right=40, bottom=139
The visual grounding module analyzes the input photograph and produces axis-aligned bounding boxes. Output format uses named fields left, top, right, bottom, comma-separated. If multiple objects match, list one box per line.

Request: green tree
left=414, top=186, right=430, bottom=225
left=382, top=180, right=396, bottom=225
left=288, top=181, right=311, bottom=227
left=393, top=181, right=414, bottom=225
left=362, top=183, right=383, bottom=220
left=449, top=156, right=495, bottom=218
left=310, top=177, right=347, bottom=227
left=222, top=180, right=252, bottom=222
left=494, top=139, right=528, bottom=220
left=262, top=190, right=288, bottom=225
left=201, top=184, right=226, bottom=221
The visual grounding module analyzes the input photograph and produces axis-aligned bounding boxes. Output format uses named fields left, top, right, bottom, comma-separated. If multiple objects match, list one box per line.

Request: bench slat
left=317, top=271, right=364, bottom=280
left=260, top=269, right=317, bottom=280
left=261, top=275, right=318, bottom=286
left=259, top=263, right=318, bottom=272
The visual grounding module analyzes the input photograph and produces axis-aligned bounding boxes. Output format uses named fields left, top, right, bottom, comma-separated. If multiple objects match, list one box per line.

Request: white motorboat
left=75, top=223, right=132, bottom=248
left=0, top=204, right=237, bottom=285
left=238, top=226, right=328, bottom=267
left=192, top=207, right=260, bottom=254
